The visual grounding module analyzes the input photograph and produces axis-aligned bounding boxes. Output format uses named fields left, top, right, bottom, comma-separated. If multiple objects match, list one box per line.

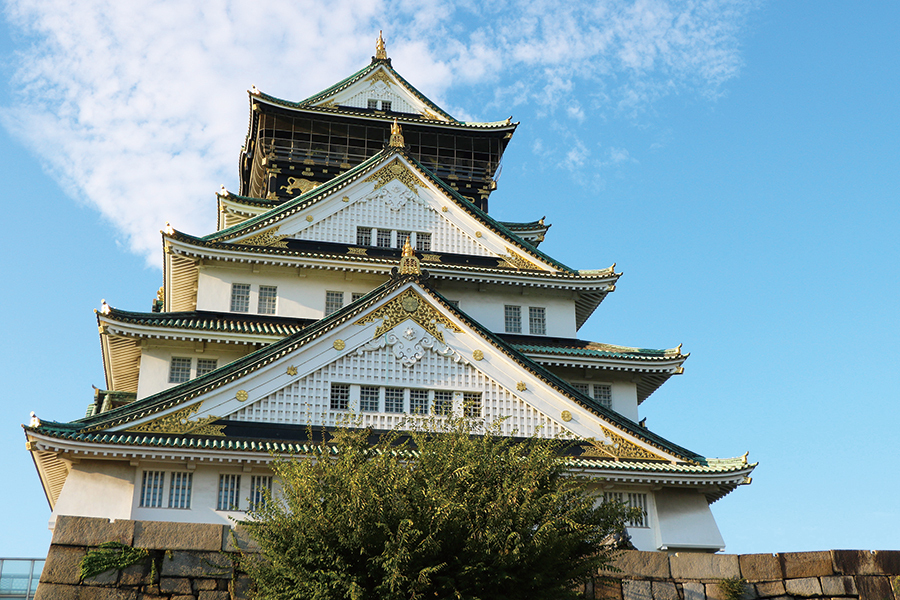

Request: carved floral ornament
left=579, top=426, right=668, bottom=462
left=354, top=289, right=462, bottom=343
left=125, top=403, right=225, bottom=437
left=234, top=227, right=289, bottom=248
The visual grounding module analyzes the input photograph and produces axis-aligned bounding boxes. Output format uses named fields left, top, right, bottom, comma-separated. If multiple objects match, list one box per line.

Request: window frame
left=528, top=306, right=546, bottom=335
left=230, top=283, right=251, bottom=313
left=168, top=357, right=192, bottom=384
left=257, top=285, right=277, bottom=315
left=504, top=305, right=522, bottom=334
left=325, top=290, right=344, bottom=315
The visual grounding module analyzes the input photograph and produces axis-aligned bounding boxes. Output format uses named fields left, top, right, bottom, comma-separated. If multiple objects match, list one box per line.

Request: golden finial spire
left=399, top=236, right=421, bottom=275
left=375, top=31, right=387, bottom=60
left=389, top=118, right=405, bottom=148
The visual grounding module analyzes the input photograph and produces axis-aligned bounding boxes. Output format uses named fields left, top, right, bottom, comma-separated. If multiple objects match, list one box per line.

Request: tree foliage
left=240, top=418, right=636, bottom=600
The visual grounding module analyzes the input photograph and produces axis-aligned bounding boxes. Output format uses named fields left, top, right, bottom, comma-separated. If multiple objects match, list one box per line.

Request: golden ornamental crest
left=579, top=426, right=668, bottom=462
left=126, top=403, right=225, bottom=437
left=354, top=289, right=461, bottom=343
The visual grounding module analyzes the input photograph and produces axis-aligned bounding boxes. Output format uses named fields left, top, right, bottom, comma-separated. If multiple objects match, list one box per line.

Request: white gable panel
left=317, top=67, right=446, bottom=120
left=228, top=344, right=569, bottom=438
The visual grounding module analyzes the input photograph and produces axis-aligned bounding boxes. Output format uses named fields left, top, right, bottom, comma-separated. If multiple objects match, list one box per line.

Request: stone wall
left=37, top=516, right=900, bottom=600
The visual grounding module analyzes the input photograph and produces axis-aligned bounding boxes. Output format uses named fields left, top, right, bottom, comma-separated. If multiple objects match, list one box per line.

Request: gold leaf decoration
left=503, top=248, right=540, bottom=270
left=347, top=247, right=368, bottom=256
left=333, top=339, right=346, bottom=350
left=236, top=390, right=249, bottom=402
left=318, top=99, right=338, bottom=108
left=420, top=109, right=441, bottom=121
left=367, top=69, right=394, bottom=86
left=235, top=227, right=288, bottom=249
left=126, top=404, right=225, bottom=437
left=286, top=365, right=298, bottom=376
left=280, top=177, right=319, bottom=195
left=561, top=410, right=572, bottom=422
left=421, top=253, right=440, bottom=262
left=472, top=349, right=484, bottom=361
left=363, top=158, right=423, bottom=193
left=354, top=289, right=462, bottom=343
left=516, top=382, right=527, bottom=391
left=580, top=427, right=668, bottom=462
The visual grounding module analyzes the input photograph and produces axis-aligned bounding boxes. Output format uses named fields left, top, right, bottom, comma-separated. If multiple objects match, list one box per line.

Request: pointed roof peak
left=375, top=30, right=388, bottom=61
left=389, top=118, right=405, bottom=148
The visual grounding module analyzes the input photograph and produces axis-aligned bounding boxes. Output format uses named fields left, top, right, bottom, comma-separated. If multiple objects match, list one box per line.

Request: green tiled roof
left=503, top=338, right=683, bottom=361
left=101, top=308, right=312, bottom=337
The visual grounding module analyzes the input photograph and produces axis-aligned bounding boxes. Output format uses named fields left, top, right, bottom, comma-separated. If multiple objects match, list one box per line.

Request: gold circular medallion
left=441, top=206, right=448, bottom=212
left=236, top=390, right=249, bottom=402
left=342, top=196, right=350, bottom=202
left=390, top=163, right=403, bottom=174
left=516, top=382, right=527, bottom=392
left=401, top=294, right=419, bottom=313
left=475, top=231, right=482, bottom=238
left=472, top=349, right=484, bottom=361
left=333, top=339, right=346, bottom=351
left=561, top=410, right=572, bottom=422
left=306, top=215, right=313, bottom=222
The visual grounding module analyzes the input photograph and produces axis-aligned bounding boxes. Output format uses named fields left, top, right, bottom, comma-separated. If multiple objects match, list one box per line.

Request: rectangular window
left=409, top=389, right=428, bottom=414
left=376, top=229, right=392, bottom=248
left=416, top=232, right=431, bottom=251
left=504, top=305, right=522, bottom=334
left=367, top=99, right=378, bottom=110
left=528, top=307, right=546, bottom=335
left=433, top=391, right=453, bottom=416
left=628, top=493, right=648, bottom=527
left=230, top=283, right=250, bottom=313
left=325, top=291, right=344, bottom=315
left=351, top=292, right=365, bottom=302
left=217, top=474, right=241, bottom=511
left=384, top=388, right=404, bottom=413
left=593, top=384, right=612, bottom=409
left=360, top=386, right=380, bottom=412
left=356, top=226, right=373, bottom=246
left=140, top=471, right=165, bottom=508
left=168, top=357, right=192, bottom=384
left=168, top=472, right=193, bottom=509
left=249, top=476, right=272, bottom=510
left=330, top=383, right=350, bottom=411
left=196, top=358, right=218, bottom=377
left=381, top=100, right=392, bottom=112
left=258, top=285, right=277, bottom=315
left=572, top=383, right=590, bottom=396
left=462, top=392, right=482, bottom=418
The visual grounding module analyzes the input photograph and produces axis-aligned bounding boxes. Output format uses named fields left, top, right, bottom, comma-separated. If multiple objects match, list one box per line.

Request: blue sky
left=1, top=1, right=897, bottom=558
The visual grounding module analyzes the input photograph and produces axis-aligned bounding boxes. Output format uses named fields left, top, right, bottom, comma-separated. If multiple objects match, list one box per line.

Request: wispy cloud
left=2, top=0, right=756, bottom=264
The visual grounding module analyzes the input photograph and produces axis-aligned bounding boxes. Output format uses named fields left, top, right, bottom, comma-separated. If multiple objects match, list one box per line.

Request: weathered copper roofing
left=100, top=307, right=312, bottom=337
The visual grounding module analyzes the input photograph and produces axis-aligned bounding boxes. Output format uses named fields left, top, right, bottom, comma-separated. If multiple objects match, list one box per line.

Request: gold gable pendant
left=355, top=289, right=461, bottom=343
left=364, top=157, right=423, bottom=193
left=234, top=226, right=289, bottom=248
left=503, top=248, right=540, bottom=270
left=580, top=426, right=668, bottom=462
left=126, top=403, right=225, bottom=437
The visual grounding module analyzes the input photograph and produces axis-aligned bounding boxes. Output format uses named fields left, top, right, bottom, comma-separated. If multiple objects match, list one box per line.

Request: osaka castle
left=25, top=34, right=755, bottom=553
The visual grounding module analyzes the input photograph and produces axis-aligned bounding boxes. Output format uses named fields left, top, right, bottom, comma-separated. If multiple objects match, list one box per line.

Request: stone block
left=223, top=525, right=260, bottom=553
left=160, top=551, right=233, bottom=579
left=82, top=567, right=119, bottom=586
left=36, top=584, right=139, bottom=600
left=623, top=579, right=653, bottom=600
left=652, top=581, right=679, bottom=600
left=119, top=561, right=152, bottom=586
left=836, top=551, right=900, bottom=576
left=595, top=579, right=623, bottom=600
left=857, top=575, right=892, bottom=600
left=198, top=591, right=230, bottom=600
left=40, top=545, right=87, bottom=585
left=670, top=553, right=740, bottom=580
left=160, top=577, right=194, bottom=594
left=780, top=552, right=833, bottom=578
left=230, top=575, right=254, bottom=600
left=754, top=581, right=786, bottom=597
left=784, top=577, right=823, bottom=597
left=193, top=578, right=218, bottom=591
left=609, top=551, right=671, bottom=579
left=740, top=554, right=782, bottom=581
left=171, top=596, right=198, bottom=600
left=682, top=581, right=705, bottom=600
left=821, top=575, right=858, bottom=596
left=53, top=516, right=136, bottom=547
left=705, top=583, right=727, bottom=600
left=874, top=551, right=900, bottom=575
left=134, top=520, right=225, bottom=551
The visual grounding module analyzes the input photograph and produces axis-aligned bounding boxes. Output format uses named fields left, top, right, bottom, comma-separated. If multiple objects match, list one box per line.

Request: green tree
left=240, top=418, right=636, bottom=600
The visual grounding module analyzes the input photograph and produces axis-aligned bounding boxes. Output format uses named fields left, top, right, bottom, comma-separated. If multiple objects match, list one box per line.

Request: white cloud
left=1, top=0, right=756, bottom=264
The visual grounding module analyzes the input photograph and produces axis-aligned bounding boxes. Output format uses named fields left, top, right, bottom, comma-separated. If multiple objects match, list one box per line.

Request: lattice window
left=384, top=387, right=404, bottom=413
left=258, top=285, right=277, bottom=315
left=593, top=384, right=612, bottom=409
left=217, top=474, right=242, bottom=511
left=376, top=229, right=392, bottom=248
left=330, top=383, right=350, bottom=411
left=196, top=359, right=218, bottom=377
left=528, top=306, right=546, bottom=335
left=360, top=386, right=379, bottom=412
left=416, top=232, right=431, bottom=251
left=463, top=392, right=482, bottom=418
left=433, top=390, right=453, bottom=416
left=325, top=291, right=344, bottom=315
left=249, top=476, right=272, bottom=510
left=140, top=471, right=165, bottom=508
left=504, top=305, right=522, bottom=334
left=367, top=99, right=378, bottom=110
left=382, top=100, right=392, bottom=112
left=168, top=357, right=192, bottom=384
left=603, top=491, right=648, bottom=528
left=410, top=389, right=428, bottom=414
left=168, top=472, right=192, bottom=509
left=572, top=383, right=590, bottom=396
left=357, top=226, right=373, bottom=246
left=230, top=283, right=250, bottom=313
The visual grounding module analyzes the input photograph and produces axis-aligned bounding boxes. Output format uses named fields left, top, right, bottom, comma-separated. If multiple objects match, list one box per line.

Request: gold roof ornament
left=389, top=118, right=405, bottom=148
left=399, top=237, right=420, bottom=275
left=375, top=31, right=388, bottom=60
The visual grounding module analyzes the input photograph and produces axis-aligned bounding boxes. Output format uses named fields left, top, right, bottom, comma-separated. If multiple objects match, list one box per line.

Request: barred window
left=604, top=491, right=648, bottom=528
left=593, top=384, right=612, bottom=409
left=462, top=392, right=482, bottom=418
left=504, top=305, right=521, bottom=334
left=140, top=471, right=165, bottom=508
left=376, top=229, right=392, bottom=248
left=249, top=476, right=272, bottom=510
left=168, top=357, right=192, bottom=384
left=217, top=475, right=241, bottom=511
left=384, top=388, right=404, bottom=413
left=528, top=306, right=546, bottom=335
left=360, top=386, right=379, bottom=412
left=416, top=232, right=431, bottom=251
left=409, top=389, right=429, bottom=414
left=330, top=383, right=350, bottom=411
left=258, top=285, right=277, bottom=315
left=356, top=226, right=373, bottom=246
left=196, top=359, right=218, bottom=377
left=433, top=391, right=453, bottom=416
left=325, top=291, right=344, bottom=315
left=230, top=283, right=250, bottom=313
left=367, top=99, right=378, bottom=110
left=381, top=100, right=392, bottom=112
left=168, top=472, right=193, bottom=509
left=572, top=383, right=590, bottom=396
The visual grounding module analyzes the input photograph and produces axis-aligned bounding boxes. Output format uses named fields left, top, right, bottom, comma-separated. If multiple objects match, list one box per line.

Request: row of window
left=603, top=491, right=649, bottom=528
left=139, top=471, right=272, bottom=511
left=330, top=384, right=481, bottom=417
left=231, top=283, right=278, bottom=314
left=504, top=305, right=545, bottom=335
left=325, top=290, right=366, bottom=315
left=356, top=227, right=431, bottom=251
left=367, top=99, right=392, bottom=112
left=168, top=357, right=218, bottom=384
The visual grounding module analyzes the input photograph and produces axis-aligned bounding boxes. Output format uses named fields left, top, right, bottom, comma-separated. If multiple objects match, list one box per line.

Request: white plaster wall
left=51, top=461, right=135, bottom=528
left=136, top=346, right=248, bottom=400
left=611, top=381, right=639, bottom=422
left=654, top=488, right=725, bottom=552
